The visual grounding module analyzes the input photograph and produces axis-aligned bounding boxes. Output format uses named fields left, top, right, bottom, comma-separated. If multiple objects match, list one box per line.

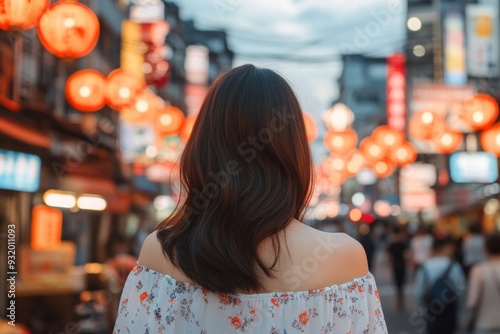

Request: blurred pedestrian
left=358, top=223, right=376, bottom=271
left=462, top=224, right=486, bottom=279
left=466, top=232, right=500, bottom=334
left=387, top=225, right=409, bottom=311
left=410, top=225, right=433, bottom=278
left=415, top=237, right=465, bottom=334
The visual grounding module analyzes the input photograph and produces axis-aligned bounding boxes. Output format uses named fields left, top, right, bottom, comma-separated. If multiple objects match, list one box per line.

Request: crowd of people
left=382, top=223, right=500, bottom=334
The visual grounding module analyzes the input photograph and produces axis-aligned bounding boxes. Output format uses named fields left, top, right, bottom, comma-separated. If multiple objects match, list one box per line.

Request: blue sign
left=0, top=149, right=41, bottom=192
left=450, top=152, right=498, bottom=183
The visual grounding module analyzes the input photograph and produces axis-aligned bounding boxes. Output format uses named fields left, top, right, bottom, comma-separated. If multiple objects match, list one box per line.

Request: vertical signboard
left=443, top=9, right=467, bottom=86
left=466, top=4, right=500, bottom=77
left=185, top=45, right=209, bottom=115
left=387, top=53, right=406, bottom=132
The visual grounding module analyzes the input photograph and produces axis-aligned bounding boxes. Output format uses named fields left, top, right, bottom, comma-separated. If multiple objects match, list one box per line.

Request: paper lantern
left=65, top=69, right=106, bottom=112
left=409, top=111, right=446, bottom=140
left=372, top=160, right=394, bottom=178
left=373, top=125, right=404, bottom=148
left=0, top=0, right=49, bottom=30
left=461, top=94, right=499, bottom=131
left=360, top=137, right=387, bottom=162
left=481, top=123, right=500, bottom=156
left=433, top=128, right=462, bottom=154
left=324, top=129, right=358, bottom=155
left=303, top=112, right=318, bottom=143
left=180, top=114, right=198, bottom=142
left=158, top=106, right=185, bottom=137
left=106, top=68, right=146, bottom=110
left=37, top=1, right=99, bottom=58
left=31, top=205, right=62, bottom=250
left=388, top=141, right=417, bottom=167
left=120, top=90, right=164, bottom=123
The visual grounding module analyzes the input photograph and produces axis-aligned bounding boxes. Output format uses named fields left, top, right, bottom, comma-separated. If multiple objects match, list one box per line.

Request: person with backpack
left=415, top=236, right=466, bottom=334
left=466, top=232, right=500, bottom=333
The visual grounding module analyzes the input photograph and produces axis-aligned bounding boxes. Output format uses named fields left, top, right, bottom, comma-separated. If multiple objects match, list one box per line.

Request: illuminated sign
left=0, top=149, right=41, bottom=192
left=450, top=152, right=498, bottom=183
left=386, top=53, right=406, bottom=132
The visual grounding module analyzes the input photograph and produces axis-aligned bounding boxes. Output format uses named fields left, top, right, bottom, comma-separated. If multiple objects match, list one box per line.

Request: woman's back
left=114, top=222, right=387, bottom=333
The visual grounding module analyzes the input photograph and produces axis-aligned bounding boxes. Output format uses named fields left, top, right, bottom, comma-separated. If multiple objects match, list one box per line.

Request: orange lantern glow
left=180, top=114, right=198, bottom=142
left=157, top=106, right=185, bottom=137
left=106, top=69, right=146, bottom=110
left=65, top=69, right=106, bottom=112
left=481, top=123, right=500, bottom=156
left=409, top=111, right=446, bottom=140
left=373, top=125, right=404, bottom=148
left=372, top=160, right=394, bottom=178
left=388, top=141, right=417, bottom=167
left=433, top=128, right=462, bottom=154
left=349, top=208, right=363, bottom=222
left=461, top=94, right=499, bottom=131
left=346, top=150, right=365, bottom=175
left=120, top=91, right=164, bottom=123
left=303, top=112, right=318, bottom=143
left=0, top=0, right=49, bottom=30
left=37, top=1, right=99, bottom=58
left=31, top=205, right=63, bottom=250
left=324, top=129, right=358, bottom=155
left=360, top=137, right=387, bottom=162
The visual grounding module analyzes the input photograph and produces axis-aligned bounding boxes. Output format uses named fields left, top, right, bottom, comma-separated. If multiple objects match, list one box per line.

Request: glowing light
left=473, top=111, right=484, bottom=124
left=64, top=17, right=75, bottom=28
left=484, top=198, right=499, bottom=215
left=118, top=87, right=131, bottom=99
left=136, top=99, right=149, bottom=113
left=43, top=190, right=76, bottom=209
left=160, top=114, right=173, bottom=126
left=79, top=86, right=91, bottom=98
left=352, top=192, right=366, bottom=207
left=374, top=200, right=392, bottom=217
left=145, top=145, right=157, bottom=158
left=333, top=136, right=344, bottom=147
left=413, top=45, right=426, bottom=57
left=77, top=195, right=107, bottom=211
left=349, top=208, right=363, bottom=222
left=375, top=161, right=388, bottom=174
left=421, top=112, right=433, bottom=124
left=391, top=205, right=402, bottom=216
left=441, top=133, right=453, bottom=146
left=407, top=17, right=422, bottom=31
left=369, top=145, right=381, bottom=157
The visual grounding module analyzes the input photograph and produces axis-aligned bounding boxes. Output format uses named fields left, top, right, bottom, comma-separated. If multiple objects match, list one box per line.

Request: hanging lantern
left=0, top=0, right=49, bottom=31
left=481, top=123, right=500, bottom=156
left=180, top=114, right=198, bottom=142
left=157, top=106, right=185, bottom=137
left=359, top=137, right=387, bottom=162
left=303, top=112, right=318, bottom=143
left=324, top=129, right=358, bottom=155
left=372, top=160, right=394, bottom=178
left=346, top=150, right=365, bottom=175
left=409, top=111, right=446, bottom=140
left=461, top=94, right=499, bottom=131
left=373, top=125, right=404, bottom=148
left=37, top=1, right=100, bottom=58
left=388, top=141, right=417, bottom=167
left=120, top=91, right=163, bottom=123
left=433, top=127, right=462, bottom=154
left=65, top=69, right=106, bottom=112
left=323, top=103, right=355, bottom=131
left=106, top=69, right=146, bottom=110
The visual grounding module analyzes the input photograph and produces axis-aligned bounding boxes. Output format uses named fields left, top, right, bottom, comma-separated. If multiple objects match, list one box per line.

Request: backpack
left=422, top=261, right=458, bottom=334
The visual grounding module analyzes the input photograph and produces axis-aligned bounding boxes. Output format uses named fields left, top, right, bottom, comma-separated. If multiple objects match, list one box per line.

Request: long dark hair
left=157, top=64, right=313, bottom=293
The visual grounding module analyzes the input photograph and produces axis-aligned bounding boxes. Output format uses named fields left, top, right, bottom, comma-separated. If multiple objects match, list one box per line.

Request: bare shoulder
left=137, top=231, right=171, bottom=273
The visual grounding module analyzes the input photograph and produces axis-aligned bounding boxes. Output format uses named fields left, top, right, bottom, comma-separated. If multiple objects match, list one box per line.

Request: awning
left=0, top=116, right=52, bottom=149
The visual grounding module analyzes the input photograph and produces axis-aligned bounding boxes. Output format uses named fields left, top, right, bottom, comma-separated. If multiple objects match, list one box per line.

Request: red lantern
left=481, top=123, right=500, bottom=156
left=157, top=106, right=185, bottom=137
left=106, top=69, right=146, bottom=110
left=65, top=69, right=106, bottom=112
left=303, top=112, right=318, bottom=143
left=409, top=111, right=446, bottom=140
left=372, top=160, right=394, bottom=178
left=433, top=127, right=462, bottom=154
left=373, top=125, right=404, bottom=148
left=324, top=129, right=358, bottom=155
left=461, top=94, right=499, bottom=131
left=180, top=114, right=198, bottom=142
left=0, top=0, right=49, bottom=30
left=37, top=1, right=99, bottom=58
left=388, top=141, right=417, bottom=167
left=120, top=91, right=163, bottom=123
left=360, top=137, right=388, bottom=162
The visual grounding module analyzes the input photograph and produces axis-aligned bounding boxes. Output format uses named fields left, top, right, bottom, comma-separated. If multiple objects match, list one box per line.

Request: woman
left=114, top=65, right=387, bottom=333
left=466, top=232, right=500, bottom=333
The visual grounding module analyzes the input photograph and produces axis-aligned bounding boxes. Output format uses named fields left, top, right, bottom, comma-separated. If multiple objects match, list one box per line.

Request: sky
left=170, top=0, right=406, bottom=160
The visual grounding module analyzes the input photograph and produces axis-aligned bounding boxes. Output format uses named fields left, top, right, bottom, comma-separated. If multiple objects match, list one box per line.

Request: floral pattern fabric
left=114, top=263, right=387, bottom=333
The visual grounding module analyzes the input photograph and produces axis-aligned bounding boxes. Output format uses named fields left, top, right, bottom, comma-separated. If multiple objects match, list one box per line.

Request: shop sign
left=0, top=149, right=41, bottom=192
left=443, top=9, right=467, bottom=86
left=387, top=53, right=406, bottom=132
left=450, top=152, right=498, bottom=183
left=31, top=205, right=63, bottom=250
left=466, top=4, right=500, bottom=77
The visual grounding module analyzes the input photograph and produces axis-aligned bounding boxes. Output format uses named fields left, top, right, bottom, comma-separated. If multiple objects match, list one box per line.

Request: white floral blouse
left=113, top=263, right=387, bottom=334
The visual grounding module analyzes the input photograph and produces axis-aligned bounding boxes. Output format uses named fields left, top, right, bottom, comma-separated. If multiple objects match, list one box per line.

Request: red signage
left=387, top=53, right=406, bottom=132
